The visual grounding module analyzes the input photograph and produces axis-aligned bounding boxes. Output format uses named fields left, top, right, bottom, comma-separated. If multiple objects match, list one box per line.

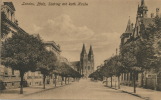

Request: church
left=71, top=44, right=94, bottom=78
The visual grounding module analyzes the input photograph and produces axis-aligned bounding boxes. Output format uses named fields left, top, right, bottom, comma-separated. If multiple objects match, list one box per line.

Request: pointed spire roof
left=88, top=45, right=94, bottom=55
left=81, top=44, right=87, bottom=55
left=137, top=3, right=140, bottom=11
left=141, top=0, right=145, bottom=6
left=125, top=17, right=133, bottom=33
left=140, top=0, right=148, bottom=10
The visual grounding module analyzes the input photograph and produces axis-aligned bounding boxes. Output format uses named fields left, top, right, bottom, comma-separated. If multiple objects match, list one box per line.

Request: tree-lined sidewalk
left=105, top=84, right=161, bottom=100
left=89, top=16, right=161, bottom=93
left=0, top=80, right=75, bottom=99
left=119, top=85, right=161, bottom=100
left=1, top=28, right=82, bottom=94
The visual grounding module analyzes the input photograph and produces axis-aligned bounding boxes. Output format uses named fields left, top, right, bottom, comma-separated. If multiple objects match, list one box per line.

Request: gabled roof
left=4, top=2, right=15, bottom=11
left=120, top=32, right=132, bottom=39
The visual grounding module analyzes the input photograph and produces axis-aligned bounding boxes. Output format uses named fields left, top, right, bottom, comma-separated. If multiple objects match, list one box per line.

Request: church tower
left=80, top=44, right=88, bottom=75
left=120, top=17, right=133, bottom=45
left=137, top=0, right=148, bottom=18
left=88, top=45, right=94, bottom=73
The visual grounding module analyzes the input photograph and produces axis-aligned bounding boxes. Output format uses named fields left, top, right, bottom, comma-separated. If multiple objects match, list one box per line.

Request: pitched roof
left=44, top=41, right=61, bottom=52
left=81, top=44, right=87, bottom=55
left=141, top=0, right=146, bottom=7
left=88, top=45, right=93, bottom=55
left=142, top=18, right=154, bottom=28
left=4, top=2, right=15, bottom=11
left=71, top=61, right=80, bottom=66
left=125, top=18, right=133, bottom=33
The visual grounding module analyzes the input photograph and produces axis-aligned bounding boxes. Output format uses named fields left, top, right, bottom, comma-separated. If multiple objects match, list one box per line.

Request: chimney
left=151, top=13, right=154, bottom=18
left=156, top=8, right=160, bottom=17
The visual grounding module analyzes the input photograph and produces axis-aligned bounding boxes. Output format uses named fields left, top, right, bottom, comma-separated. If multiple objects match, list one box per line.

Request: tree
left=147, top=17, right=161, bottom=72
left=37, top=51, right=58, bottom=89
left=120, top=41, right=142, bottom=93
left=112, top=55, right=124, bottom=89
left=54, top=62, right=82, bottom=85
left=1, top=32, right=44, bottom=94
left=119, top=17, right=161, bottom=92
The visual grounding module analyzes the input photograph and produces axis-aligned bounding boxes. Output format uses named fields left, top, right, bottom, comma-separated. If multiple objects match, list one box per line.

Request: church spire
left=81, top=44, right=87, bottom=55
left=88, top=45, right=93, bottom=56
left=125, top=17, right=133, bottom=33
left=141, top=0, right=145, bottom=6
left=140, top=0, right=148, bottom=18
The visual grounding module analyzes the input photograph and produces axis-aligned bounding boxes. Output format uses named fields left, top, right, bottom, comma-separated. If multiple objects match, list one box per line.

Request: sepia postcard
left=0, top=0, right=161, bottom=100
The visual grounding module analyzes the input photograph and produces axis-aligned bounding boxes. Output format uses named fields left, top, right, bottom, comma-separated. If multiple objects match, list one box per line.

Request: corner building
left=120, top=0, right=161, bottom=90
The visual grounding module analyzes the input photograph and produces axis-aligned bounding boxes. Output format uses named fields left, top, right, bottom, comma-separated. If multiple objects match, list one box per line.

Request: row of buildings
left=0, top=2, right=77, bottom=90
left=99, top=0, right=161, bottom=90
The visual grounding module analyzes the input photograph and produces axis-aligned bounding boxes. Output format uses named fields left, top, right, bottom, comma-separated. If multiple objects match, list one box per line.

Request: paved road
left=21, top=79, right=143, bottom=100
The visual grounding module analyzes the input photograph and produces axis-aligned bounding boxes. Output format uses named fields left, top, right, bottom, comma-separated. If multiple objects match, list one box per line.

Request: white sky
left=4, top=0, right=161, bottom=70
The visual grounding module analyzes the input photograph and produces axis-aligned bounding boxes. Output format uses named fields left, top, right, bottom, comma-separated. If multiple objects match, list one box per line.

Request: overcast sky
left=5, top=0, right=161, bottom=69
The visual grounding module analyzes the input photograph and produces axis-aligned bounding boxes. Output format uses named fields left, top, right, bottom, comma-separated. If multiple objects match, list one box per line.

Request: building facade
left=0, top=2, right=27, bottom=90
left=120, top=0, right=161, bottom=90
left=24, top=41, right=61, bottom=86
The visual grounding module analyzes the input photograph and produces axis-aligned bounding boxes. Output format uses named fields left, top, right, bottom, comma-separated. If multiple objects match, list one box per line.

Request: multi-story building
left=0, top=2, right=27, bottom=90
left=45, top=41, right=61, bottom=85
left=24, top=41, right=61, bottom=86
left=120, top=0, right=161, bottom=90
left=24, top=71, right=42, bottom=86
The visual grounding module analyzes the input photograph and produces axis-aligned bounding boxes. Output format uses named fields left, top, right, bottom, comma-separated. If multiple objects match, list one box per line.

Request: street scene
left=0, top=79, right=143, bottom=100
left=1, top=0, right=161, bottom=100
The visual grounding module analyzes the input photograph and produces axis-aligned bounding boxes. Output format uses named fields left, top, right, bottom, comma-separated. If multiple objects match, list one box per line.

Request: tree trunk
left=55, top=74, right=57, bottom=87
left=61, top=76, right=63, bottom=85
left=133, top=72, right=136, bottom=93
left=155, top=74, right=157, bottom=90
left=68, top=77, right=69, bottom=84
left=43, top=74, right=46, bottom=89
left=118, top=76, right=120, bottom=89
left=115, top=77, right=116, bottom=89
left=141, top=72, right=144, bottom=87
left=110, top=77, right=112, bottom=87
left=20, top=71, right=24, bottom=94
left=106, top=77, right=108, bottom=86
left=65, top=77, right=67, bottom=84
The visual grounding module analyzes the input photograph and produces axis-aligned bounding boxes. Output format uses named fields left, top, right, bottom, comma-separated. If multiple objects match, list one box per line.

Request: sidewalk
left=0, top=83, right=70, bottom=99
left=115, top=85, right=161, bottom=100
